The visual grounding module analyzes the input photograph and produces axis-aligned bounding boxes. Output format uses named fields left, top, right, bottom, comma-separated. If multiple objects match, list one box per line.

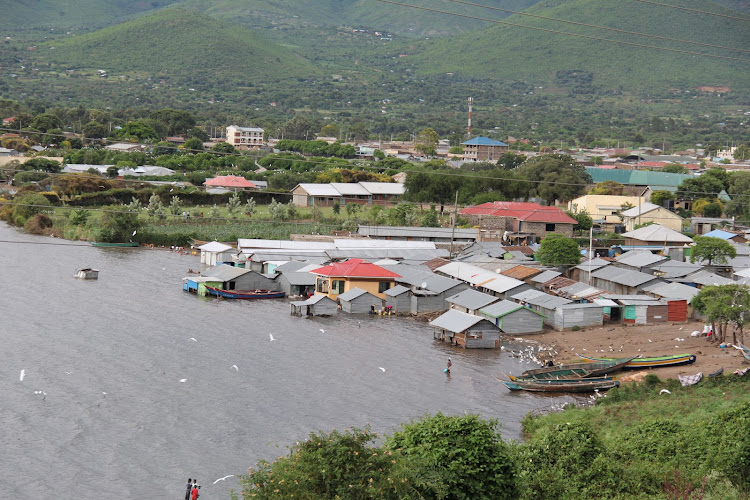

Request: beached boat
left=577, top=353, right=696, bottom=369
left=736, top=344, right=750, bottom=362
left=519, top=357, right=634, bottom=380
left=503, top=378, right=620, bottom=393
left=91, top=242, right=139, bottom=247
left=75, top=268, right=99, bottom=280
left=205, top=286, right=285, bottom=300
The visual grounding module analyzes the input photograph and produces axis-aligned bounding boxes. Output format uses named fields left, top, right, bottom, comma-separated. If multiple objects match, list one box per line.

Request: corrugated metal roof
left=385, top=284, right=410, bottom=297
left=643, top=281, right=699, bottom=302
left=480, top=275, right=526, bottom=294
left=622, top=224, right=693, bottom=243
left=357, top=225, right=477, bottom=239
left=556, top=303, right=605, bottom=310
left=594, top=298, right=618, bottom=307
left=510, top=289, right=572, bottom=308
left=530, top=270, right=561, bottom=283
left=616, top=298, right=666, bottom=306
left=338, top=287, right=373, bottom=301
left=201, top=264, right=252, bottom=281
left=434, top=262, right=499, bottom=285
left=500, top=265, right=541, bottom=280
left=332, top=239, right=436, bottom=249
left=325, top=249, right=449, bottom=261
left=198, top=241, right=234, bottom=252
left=357, top=182, right=405, bottom=195
left=238, top=239, right=336, bottom=250
left=312, top=259, right=402, bottom=278
left=282, top=272, right=317, bottom=286
left=574, top=257, right=612, bottom=272
left=429, top=309, right=489, bottom=333
left=591, top=266, right=660, bottom=287
left=480, top=299, right=544, bottom=318
left=291, top=294, right=336, bottom=306
left=296, top=183, right=343, bottom=196
left=446, top=289, right=499, bottom=310
left=585, top=167, right=691, bottom=189
left=462, top=136, right=508, bottom=146
left=702, top=229, right=741, bottom=240
left=557, top=282, right=605, bottom=300
left=677, top=270, right=733, bottom=286
left=615, top=251, right=668, bottom=268
left=647, top=259, right=703, bottom=278
left=273, top=261, right=308, bottom=273
left=330, top=182, right=370, bottom=195
left=619, top=202, right=662, bottom=217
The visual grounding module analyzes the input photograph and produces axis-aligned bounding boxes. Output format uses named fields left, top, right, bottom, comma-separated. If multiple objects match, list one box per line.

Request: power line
left=443, top=0, right=750, bottom=53
left=631, top=0, right=750, bottom=22
left=374, top=0, right=750, bottom=63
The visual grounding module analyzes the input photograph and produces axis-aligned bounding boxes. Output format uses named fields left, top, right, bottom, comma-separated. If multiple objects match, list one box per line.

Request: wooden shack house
left=430, top=309, right=501, bottom=348
left=338, top=287, right=382, bottom=314
left=479, top=300, right=545, bottom=334
left=290, top=294, right=339, bottom=317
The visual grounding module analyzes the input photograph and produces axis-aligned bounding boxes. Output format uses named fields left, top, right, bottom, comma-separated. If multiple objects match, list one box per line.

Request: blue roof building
left=461, top=136, right=509, bottom=162
left=701, top=229, right=747, bottom=243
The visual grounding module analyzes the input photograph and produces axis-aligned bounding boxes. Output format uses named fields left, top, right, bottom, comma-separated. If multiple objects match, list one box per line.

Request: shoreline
left=517, top=320, right=748, bottom=381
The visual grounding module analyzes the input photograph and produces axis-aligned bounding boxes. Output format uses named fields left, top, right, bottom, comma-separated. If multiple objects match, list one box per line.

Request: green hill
left=404, top=0, right=750, bottom=91
left=178, top=0, right=540, bottom=36
left=36, top=9, right=319, bottom=84
left=0, top=0, right=180, bottom=30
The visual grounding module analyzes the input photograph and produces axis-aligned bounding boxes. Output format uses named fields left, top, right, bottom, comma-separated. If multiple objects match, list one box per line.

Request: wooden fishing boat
left=736, top=344, right=750, bottom=363
left=91, top=241, right=139, bottom=247
left=577, top=353, right=696, bottom=369
left=205, top=286, right=285, bottom=300
left=503, top=378, right=620, bottom=393
left=509, top=374, right=615, bottom=383
left=520, top=357, right=634, bottom=380
left=75, top=268, right=99, bottom=280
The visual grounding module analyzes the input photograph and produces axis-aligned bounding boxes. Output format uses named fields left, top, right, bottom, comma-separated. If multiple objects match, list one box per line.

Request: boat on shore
left=503, top=378, right=620, bottom=393
left=91, top=242, right=139, bottom=247
left=736, top=344, right=750, bottom=362
left=205, top=286, right=285, bottom=300
left=75, top=268, right=99, bottom=280
left=577, top=353, right=696, bottom=369
left=519, top=357, right=634, bottom=380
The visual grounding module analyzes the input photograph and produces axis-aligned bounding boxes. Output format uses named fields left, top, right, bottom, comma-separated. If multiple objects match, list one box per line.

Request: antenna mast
left=467, top=97, right=473, bottom=139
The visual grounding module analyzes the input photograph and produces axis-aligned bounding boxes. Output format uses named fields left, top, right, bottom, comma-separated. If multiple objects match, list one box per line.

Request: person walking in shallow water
left=446, top=357, right=452, bottom=374
left=185, top=478, right=192, bottom=500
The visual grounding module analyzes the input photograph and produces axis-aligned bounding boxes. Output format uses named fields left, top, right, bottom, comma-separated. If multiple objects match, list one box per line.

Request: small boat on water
left=519, top=357, right=634, bottom=380
left=91, top=242, right=139, bottom=247
left=75, top=268, right=99, bottom=280
left=205, top=286, right=285, bottom=300
left=503, top=378, right=620, bottom=393
left=577, top=353, right=696, bottom=369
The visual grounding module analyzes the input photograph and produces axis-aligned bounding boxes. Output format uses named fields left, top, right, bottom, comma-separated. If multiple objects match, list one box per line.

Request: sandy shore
left=523, top=320, right=749, bottom=381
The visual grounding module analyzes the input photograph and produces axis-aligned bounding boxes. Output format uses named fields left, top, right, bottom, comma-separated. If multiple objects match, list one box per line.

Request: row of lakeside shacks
left=187, top=224, right=750, bottom=349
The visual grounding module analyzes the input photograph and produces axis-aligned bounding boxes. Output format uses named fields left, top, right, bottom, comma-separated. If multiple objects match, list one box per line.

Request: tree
left=692, top=284, right=750, bottom=345
left=226, top=192, right=242, bottom=217
left=661, top=163, right=688, bottom=174
left=690, top=236, right=736, bottom=266
left=348, top=121, right=369, bottom=142
left=373, top=149, right=385, bottom=160
left=693, top=199, right=723, bottom=217
left=415, top=127, right=439, bottom=157
left=183, top=137, right=204, bottom=152
left=29, top=113, right=63, bottom=133
left=734, top=144, right=750, bottom=161
left=650, top=190, right=674, bottom=207
left=116, top=121, right=160, bottom=142
left=83, top=121, right=108, bottom=139
left=106, top=166, right=119, bottom=179
left=146, top=193, right=165, bottom=218
left=148, top=109, right=196, bottom=136
left=420, top=208, right=439, bottom=227
left=97, top=206, right=141, bottom=243
left=345, top=202, right=360, bottom=218
left=209, top=204, right=221, bottom=219
left=566, top=210, right=592, bottom=232
left=678, top=168, right=728, bottom=201
left=536, top=233, right=581, bottom=267
left=245, top=198, right=256, bottom=216
left=211, top=142, right=235, bottom=154
left=496, top=151, right=525, bottom=170
left=268, top=198, right=288, bottom=220
left=169, top=196, right=182, bottom=216
left=385, top=413, right=517, bottom=500
left=280, top=115, right=315, bottom=140
left=70, top=208, right=90, bottom=226
left=588, top=181, right=625, bottom=195
left=319, top=123, right=340, bottom=138
left=332, top=201, right=340, bottom=215
left=23, top=158, right=61, bottom=173
left=518, top=154, right=591, bottom=204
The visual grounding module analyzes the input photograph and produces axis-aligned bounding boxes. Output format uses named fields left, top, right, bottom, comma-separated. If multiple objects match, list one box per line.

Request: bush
left=24, top=213, right=54, bottom=234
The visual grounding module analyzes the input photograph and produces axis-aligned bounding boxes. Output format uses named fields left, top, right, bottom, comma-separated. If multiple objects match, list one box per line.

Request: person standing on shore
left=185, top=478, right=192, bottom=500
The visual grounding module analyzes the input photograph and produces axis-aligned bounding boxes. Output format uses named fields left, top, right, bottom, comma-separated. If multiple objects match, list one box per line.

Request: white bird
left=213, top=475, right=234, bottom=484
left=132, top=230, right=137, bottom=236
left=179, top=379, right=187, bottom=383
left=269, top=333, right=275, bottom=341
left=19, top=369, right=25, bottom=382
left=648, top=339, right=653, bottom=342
left=319, top=329, right=325, bottom=333
left=660, top=389, right=671, bottom=395
left=378, top=367, right=386, bottom=372
left=679, top=327, right=683, bottom=330
left=675, top=346, right=680, bottom=348
left=189, top=337, right=197, bottom=342
left=102, top=392, right=107, bottom=397
left=231, top=365, right=239, bottom=371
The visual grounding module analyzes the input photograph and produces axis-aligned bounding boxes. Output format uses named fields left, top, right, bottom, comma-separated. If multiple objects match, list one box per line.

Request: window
left=317, top=278, right=329, bottom=293
left=331, top=280, right=345, bottom=294
left=545, top=223, right=555, bottom=232
left=378, top=281, right=391, bottom=293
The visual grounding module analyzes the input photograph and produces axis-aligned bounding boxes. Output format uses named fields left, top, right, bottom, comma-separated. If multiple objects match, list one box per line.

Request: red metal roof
left=204, top=175, right=257, bottom=188
left=311, top=259, right=402, bottom=278
left=460, top=201, right=576, bottom=224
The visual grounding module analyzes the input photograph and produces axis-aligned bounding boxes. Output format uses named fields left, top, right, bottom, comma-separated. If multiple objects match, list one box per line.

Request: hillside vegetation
left=405, top=0, right=750, bottom=91
left=37, top=8, right=318, bottom=85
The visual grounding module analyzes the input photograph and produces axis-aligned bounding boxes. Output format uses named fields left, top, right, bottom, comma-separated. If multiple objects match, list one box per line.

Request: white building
left=226, top=125, right=264, bottom=148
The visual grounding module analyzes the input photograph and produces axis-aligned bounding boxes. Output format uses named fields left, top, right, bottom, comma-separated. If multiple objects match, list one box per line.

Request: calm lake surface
left=0, top=223, right=579, bottom=499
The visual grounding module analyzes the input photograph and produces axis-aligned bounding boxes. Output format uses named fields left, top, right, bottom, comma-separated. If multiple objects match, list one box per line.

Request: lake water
left=0, top=223, right=578, bottom=499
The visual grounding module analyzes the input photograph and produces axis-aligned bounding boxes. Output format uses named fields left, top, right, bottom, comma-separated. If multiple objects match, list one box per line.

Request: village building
left=384, top=285, right=411, bottom=313
left=567, top=194, right=645, bottom=228
left=430, top=309, right=501, bottom=348
left=276, top=271, right=316, bottom=298
left=620, top=202, right=684, bottom=232
left=478, top=300, right=545, bottom=334
left=612, top=251, right=668, bottom=273
left=621, top=224, right=693, bottom=247
left=461, top=136, right=509, bottom=162
left=445, top=288, right=499, bottom=314
left=291, top=182, right=405, bottom=207
left=690, top=217, right=735, bottom=235
left=357, top=225, right=478, bottom=244
left=183, top=264, right=278, bottom=296
left=204, top=175, right=258, bottom=191
left=290, top=294, right=339, bottom=317
left=226, top=125, right=264, bottom=148
left=589, top=266, right=662, bottom=294
left=571, top=257, right=612, bottom=283
left=311, top=258, right=400, bottom=300
left=197, top=241, right=235, bottom=266
left=338, top=287, right=382, bottom=314
left=701, top=229, right=748, bottom=244
left=460, top=201, right=577, bottom=242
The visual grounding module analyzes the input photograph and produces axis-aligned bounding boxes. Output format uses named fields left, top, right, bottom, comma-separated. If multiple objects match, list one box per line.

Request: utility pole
left=449, top=190, right=459, bottom=258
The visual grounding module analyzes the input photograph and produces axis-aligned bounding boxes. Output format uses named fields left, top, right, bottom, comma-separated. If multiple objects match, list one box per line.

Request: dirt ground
left=526, top=320, right=749, bottom=382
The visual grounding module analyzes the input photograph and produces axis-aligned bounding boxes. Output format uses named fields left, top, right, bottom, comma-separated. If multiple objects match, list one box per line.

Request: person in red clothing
left=191, top=484, right=200, bottom=500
